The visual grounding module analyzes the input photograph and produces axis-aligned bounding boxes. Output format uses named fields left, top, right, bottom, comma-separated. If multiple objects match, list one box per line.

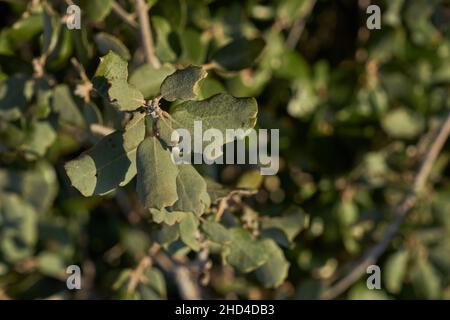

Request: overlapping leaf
left=201, top=220, right=231, bottom=245
left=255, top=239, right=290, bottom=288
left=129, top=64, right=175, bottom=99
left=160, top=93, right=258, bottom=150
left=171, top=164, right=210, bottom=216
left=160, top=65, right=207, bottom=101
left=226, top=228, right=268, bottom=273
left=212, top=38, right=266, bottom=71
left=0, top=193, right=37, bottom=263
left=65, top=112, right=145, bottom=196
left=136, top=136, right=179, bottom=209
left=179, top=212, right=201, bottom=251
left=92, top=51, right=143, bottom=111
left=94, top=32, right=131, bottom=61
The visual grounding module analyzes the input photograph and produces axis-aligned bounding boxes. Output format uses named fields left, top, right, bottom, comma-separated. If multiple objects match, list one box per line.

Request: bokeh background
left=0, top=0, right=450, bottom=299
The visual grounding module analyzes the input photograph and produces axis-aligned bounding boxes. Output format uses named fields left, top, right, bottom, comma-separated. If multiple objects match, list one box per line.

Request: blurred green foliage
left=0, top=0, right=450, bottom=300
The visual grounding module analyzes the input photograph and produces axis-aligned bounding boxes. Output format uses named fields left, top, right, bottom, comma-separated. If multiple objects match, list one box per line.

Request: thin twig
left=71, top=57, right=89, bottom=83
left=127, top=256, right=151, bottom=294
left=322, top=112, right=450, bottom=299
left=135, top=0, right=160, bottom=68
left=71, top=58, right=93, bottom=103
left=89, top=123, right=115, bottom=136
left=112, top=1, right=138, bottom=28
left=214, top=189, right=258, bottom=222
left=285, top=0, right=316, bottom=49
left=153, top=249, right=202, bottom=299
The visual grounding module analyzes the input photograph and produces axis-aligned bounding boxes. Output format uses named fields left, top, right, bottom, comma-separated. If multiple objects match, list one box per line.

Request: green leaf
left=160, top=65, right=207, bottom=101
left=381, top=108, right=425, bottom=139
left=212, top=38, right=265, bottom=71
left=0, top=161, right=58, bottom=212
left=0, top=74, right=29, bottom=121
left=92, top=52, right=144, bottom=111
left=31, top=77, right=52, bottom=119
left=136, top=136, right=179, bottom=209
left=154, top=0, right=187, bottom=31
left=0, top=30, right=13, bottom=56
left=226, top=228, right=268, bottom=273
left=93, top=51, right=128, bottom=81
left=429, top=240, right=450, bottom=273
left=178, top=212, right=201, bottom=251
left=0, top=193, right=37, bottom=263
left=179, top=28, right=207, bottom=65
left=171, top=164, right=210, bottom=215
left=141, top=268, right=166, bottom=297
left=0, top=262, right=8, bottom=276
left=112, top=266, right=166, bottom=299
left=52, top=84, right=86, bottom=128
left=37, top=251, right=65, bottom=278
left=73, top=28, right=94, bottom=65
left=81, top=0, right=113, bottom=22
left=46, top=27, right=73, bottom=70
left=260, top=206, right=308, bottom=248
left=149, top=208, right=186, bottom=225
left=108, top=81, right=145, bottom=111
left=201, top=220, right=231, bottom=244
left=84, top=102, right=103, bottom=128
left=347, top=283, right=390, bottom=300
left=20, top=161, right=58, bottom=212
left=205, top=178, right=231, bottom=204
left=129, top=64, right=175, bottom=99
left=0, top=121, right=26, bottom=150
left=335, top=200, right=358, bottom=227
left=197, top=77, right=226, bottom=99
left=152, top=16, right=177, bottom=62
left=384, top=250, right=409, bottom=294
left=156, top=116, right=178, bottom=147
left=411, top=259, right=441, bottom=299
left=169, top=93, right=258, bottom=147
left=236, top=169, right=263, bottom=189
left=95, top=32, right=131, bottom=61
left=65, top=112, right=145, bottom=196
left=255, top=239, right=290, bottom=288
left=20, top=121, right=56, bottom=160
left=8, top=12, right=43, bottom=44
left=42, top=3, right=60, bottom=56
left=156, top=224, right=179, bottom=245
